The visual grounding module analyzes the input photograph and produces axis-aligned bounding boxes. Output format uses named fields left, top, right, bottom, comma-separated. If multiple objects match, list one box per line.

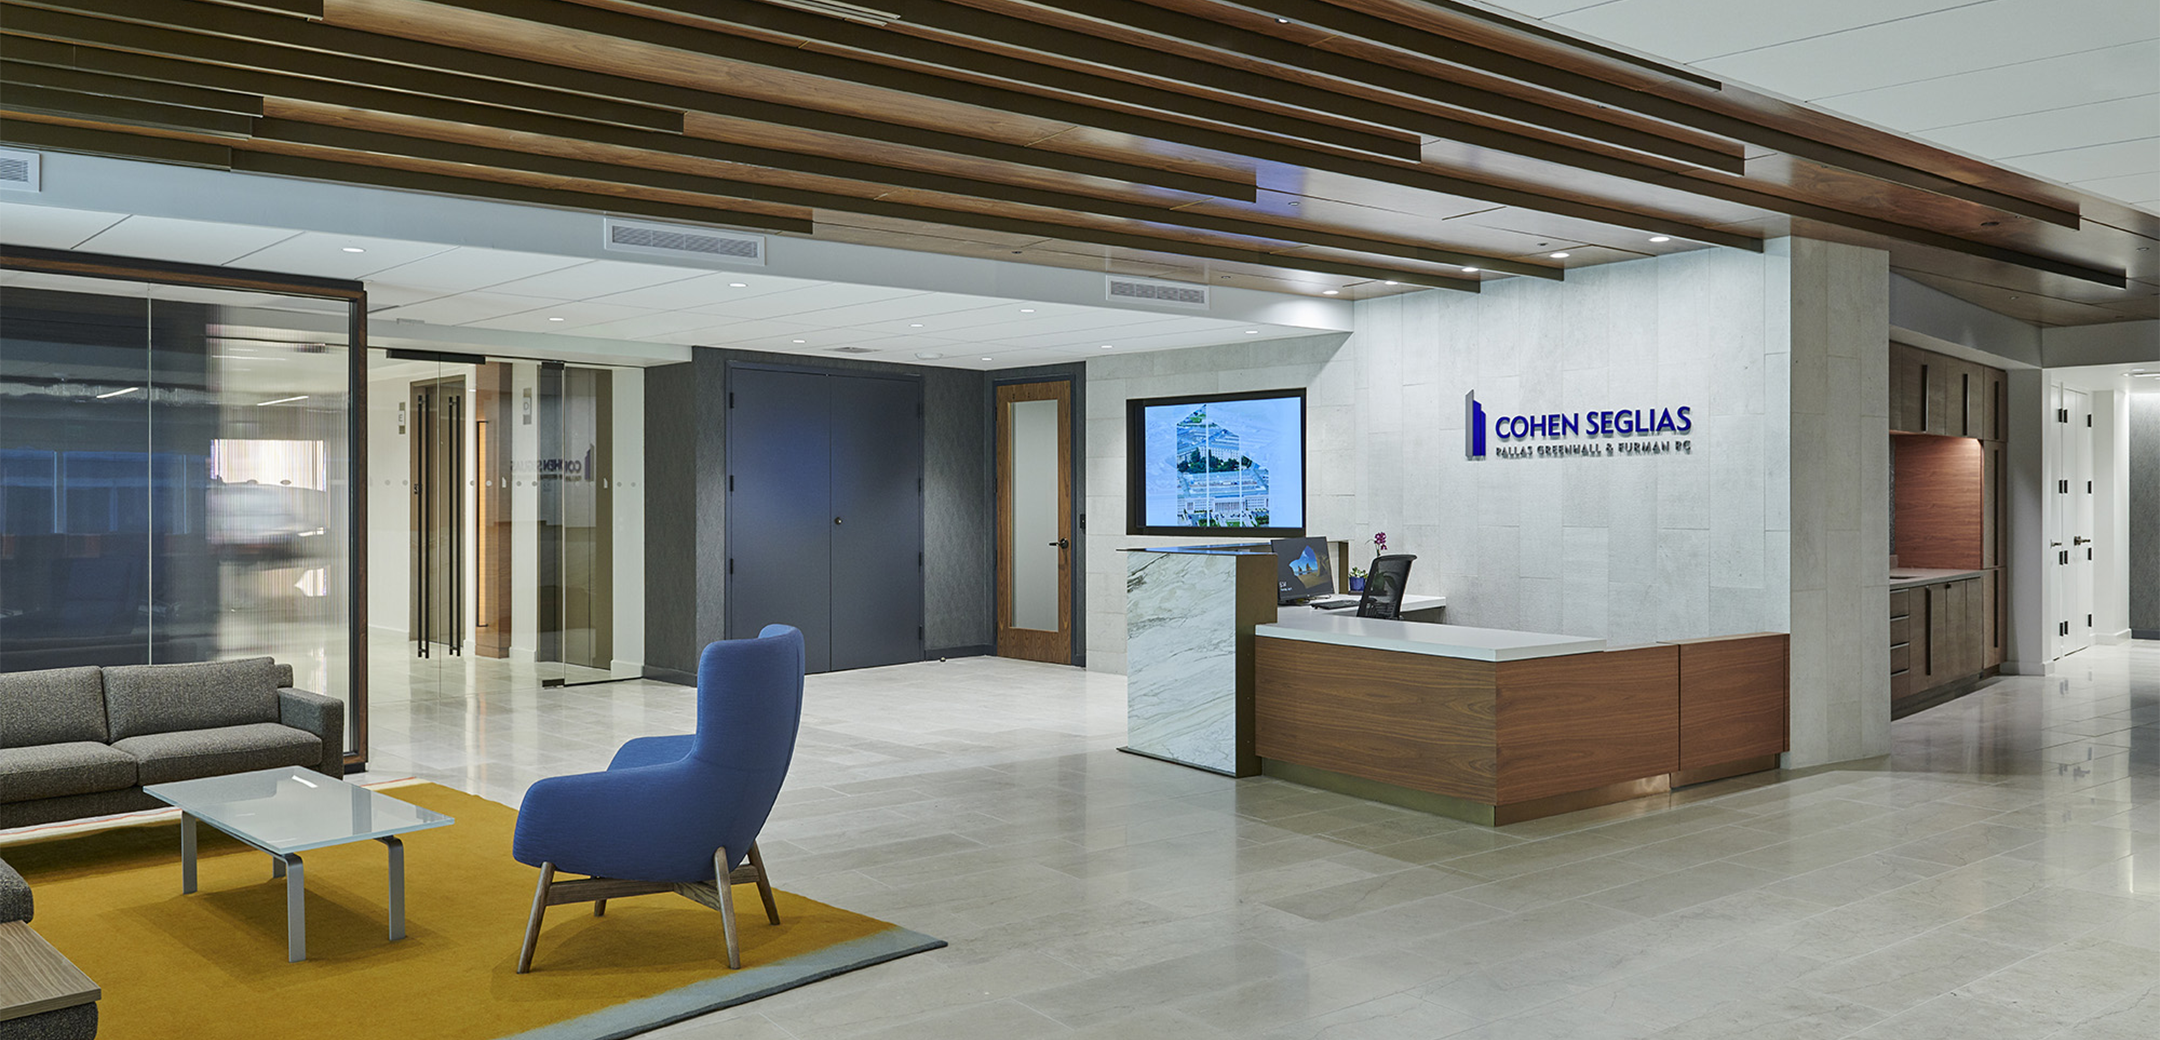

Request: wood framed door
left=996, top=380, right=1072, bottom=663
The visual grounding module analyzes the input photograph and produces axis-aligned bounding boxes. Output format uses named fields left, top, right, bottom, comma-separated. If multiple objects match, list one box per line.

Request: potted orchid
left=1350, top=531, right=1388, bottom=592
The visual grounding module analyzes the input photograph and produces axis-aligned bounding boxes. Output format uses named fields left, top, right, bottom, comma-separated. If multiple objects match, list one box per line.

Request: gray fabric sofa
left=0, top=857, right=98, bottom=1040
left=0, top=657, right=344, bottom=830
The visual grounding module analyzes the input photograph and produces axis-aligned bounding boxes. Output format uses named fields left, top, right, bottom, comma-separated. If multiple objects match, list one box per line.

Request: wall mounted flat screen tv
left=1126, top=389, right=1306, bottom=536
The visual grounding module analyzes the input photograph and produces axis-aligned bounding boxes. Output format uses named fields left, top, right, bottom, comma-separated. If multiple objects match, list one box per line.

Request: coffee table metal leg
left=379, top=836, right=405, bottom=941
left=180, top=813, right=197, bottom=894
left=272, top=855, right=287, bottom=879
left=284, top=854, right=306, bottom=962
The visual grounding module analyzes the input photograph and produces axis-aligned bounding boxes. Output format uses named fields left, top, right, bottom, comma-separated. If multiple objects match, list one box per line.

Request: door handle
left=833, top=516, right=843, bottom=525
left=2072, top=536, right=2089, bottom=545
left=1048, top=539, right=1070, bottom=549
left=2050, top=541, right=2063, bottom=547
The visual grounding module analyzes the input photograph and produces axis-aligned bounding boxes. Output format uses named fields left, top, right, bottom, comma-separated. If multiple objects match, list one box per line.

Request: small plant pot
left=1348, top=577, right=1366, bottom=593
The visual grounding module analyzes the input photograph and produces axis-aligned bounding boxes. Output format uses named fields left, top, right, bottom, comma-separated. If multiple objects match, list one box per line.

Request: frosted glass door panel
left=1009, top=398, right=1059, bottom=631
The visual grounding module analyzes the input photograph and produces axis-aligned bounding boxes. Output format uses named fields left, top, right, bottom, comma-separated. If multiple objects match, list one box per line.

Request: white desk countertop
left=1257, top=613, right=1605, bottom=662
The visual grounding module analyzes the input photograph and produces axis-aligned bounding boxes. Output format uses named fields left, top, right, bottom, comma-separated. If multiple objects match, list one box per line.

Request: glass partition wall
left=367, top=349, right=643, bottom=720
left=0, top=250, right=366, bottom=761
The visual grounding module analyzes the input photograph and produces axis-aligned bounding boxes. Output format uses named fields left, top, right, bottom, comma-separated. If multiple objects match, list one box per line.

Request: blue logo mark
left=1465, top=391, right=1487, bottom=459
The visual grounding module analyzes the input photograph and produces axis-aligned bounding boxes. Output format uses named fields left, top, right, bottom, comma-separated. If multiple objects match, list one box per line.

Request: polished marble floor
left=361, top=642, right=2160, bottom=1040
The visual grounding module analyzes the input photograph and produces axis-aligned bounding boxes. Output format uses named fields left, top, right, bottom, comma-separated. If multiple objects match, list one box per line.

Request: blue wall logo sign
left=1464, top=390, right=1693, bottom=460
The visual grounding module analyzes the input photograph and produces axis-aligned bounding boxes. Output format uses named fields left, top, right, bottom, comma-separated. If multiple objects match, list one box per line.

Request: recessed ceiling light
left=729, top=282, right=747, bottom=288
left=1100, top=344, right=1114, bottom=349
left=1384, top=280, right=1398, bottom=285
left=1549, top=251, right=1570, bottom=259
left=791, top=339, right=806, bottom=344
left=1648, top=236, right=1670, bottom=243
left=1323, top=289, right=1340, bottom=295
left=340, top=247, right=365, bottom=254
left=1461, top=267, right=1479, bottom=273
left=1019, top=307, right=1035, bottom=313
left=908, top=323, right=923, bottom=328
left=95, top=386, right=141, bottom=399
left=917, top=352, right=945, bottom=360
left=547, top=316, right=565, bottom=322
left=981, top=356, right=994, bottom=361
left=1244, top=329, right=1260, bottom=334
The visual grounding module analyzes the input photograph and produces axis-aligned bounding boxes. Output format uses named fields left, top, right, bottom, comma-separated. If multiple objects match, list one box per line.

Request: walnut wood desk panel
left=1254, top=619, right=1788, bottom=825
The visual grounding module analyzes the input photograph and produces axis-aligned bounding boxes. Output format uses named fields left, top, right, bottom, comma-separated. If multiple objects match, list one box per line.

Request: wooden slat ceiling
left=1, top=0, right=2153, bottom=321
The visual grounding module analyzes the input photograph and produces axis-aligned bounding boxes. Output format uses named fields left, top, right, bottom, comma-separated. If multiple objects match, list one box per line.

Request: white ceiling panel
left=2072, top=171, right=2160, bottom=205
left=1692, top=0, right=2159, bottom=102
left=227, top=230, right=454, bottom=279
left=1816, top=40, right=2160, bottom=129
left=1919, top=95, right=2160, bottom=161
left=1550, top=0, right=1972, bottom=64
left=363, top=247, right=587, bottom=296
left=0, top=204, right=127, bottom=249
left=374, top=291, right=554, bottom=325
left=935, top=309, right=1184, bottom=344
left=727, top=330, right=900, bottom=354
left=683, top=282, right=923, bottom=319
left=480, top=259, right=710, bottom=300
left=567, top=310, right=733, bottom=341
left=76, top=215, right=299, bottom=265
left=2000, top=137, right=2160, bottom=184
left=585, top=271, right=819, bottom=310
left=801, top=292, right=1013, bottom=328
left=683, top=318, right=826, bottom=345
left=466, top=300, right=656, bottom=333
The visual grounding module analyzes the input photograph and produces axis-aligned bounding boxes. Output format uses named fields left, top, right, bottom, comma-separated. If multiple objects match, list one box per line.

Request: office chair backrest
left=1357, top=554, right=1417, bottom=620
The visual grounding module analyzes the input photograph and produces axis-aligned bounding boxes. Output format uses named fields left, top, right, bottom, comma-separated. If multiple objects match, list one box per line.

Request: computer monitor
left=1271, top=536, right=1334, bottom=604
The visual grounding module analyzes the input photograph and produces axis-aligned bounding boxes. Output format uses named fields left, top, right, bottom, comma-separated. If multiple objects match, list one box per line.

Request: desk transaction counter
left=1255, top=615, right=1790, bottom=825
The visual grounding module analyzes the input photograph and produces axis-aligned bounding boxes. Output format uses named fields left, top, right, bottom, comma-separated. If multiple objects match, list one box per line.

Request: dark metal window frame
left=0, top=242, right=371, bottom=770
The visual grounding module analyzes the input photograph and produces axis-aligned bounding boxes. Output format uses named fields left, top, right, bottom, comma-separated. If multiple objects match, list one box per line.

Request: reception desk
left=1255, top=615, right=1788, bottom=825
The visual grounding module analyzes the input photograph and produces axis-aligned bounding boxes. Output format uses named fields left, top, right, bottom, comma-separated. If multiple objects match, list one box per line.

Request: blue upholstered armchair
left=512, top=625, right=807, bottom=972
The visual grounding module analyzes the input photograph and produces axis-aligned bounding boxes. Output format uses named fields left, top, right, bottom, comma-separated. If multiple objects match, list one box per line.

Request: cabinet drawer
left=1890, top=642, right=1910, bottom=676
left=1889, top=589, right=1910, bottom=621
left=1889, top=613, right=1910, bottom=647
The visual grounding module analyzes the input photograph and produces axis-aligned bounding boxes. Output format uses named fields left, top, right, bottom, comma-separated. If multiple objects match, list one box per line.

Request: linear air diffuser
left=0, top=148, right=41, bottom=192
left=603, top=218, right=765, bottom=265
left=1106, top=275, right=1208, bottom=309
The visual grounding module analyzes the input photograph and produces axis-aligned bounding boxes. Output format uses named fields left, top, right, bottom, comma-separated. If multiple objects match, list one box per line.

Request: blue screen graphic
left=1138, top=394, right=1304, bottom=530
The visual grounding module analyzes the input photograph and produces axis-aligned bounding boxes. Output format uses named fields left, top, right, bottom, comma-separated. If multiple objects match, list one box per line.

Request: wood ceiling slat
left=264, top=95, right=1557, bottom=276
left=1213, top=0, right=2084, bottom=228
left=572, top=0, right=1423, bottom=160
left=628, top=0, right=1744, bottom=176
left=0, top=2, right=1261, bottom=198
left=372, top=0, right=1423, bottom=161
left=0, top=57, right=264, bottom=116
left=0, top=113, right=233, bottom=167
left=0, top=80, right=257, bottom=136
left=228, top=116, right=1487, bottom=290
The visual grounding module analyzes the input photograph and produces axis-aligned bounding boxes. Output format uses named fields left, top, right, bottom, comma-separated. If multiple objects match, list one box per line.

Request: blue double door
left=724, top=365, right=925, bottom=673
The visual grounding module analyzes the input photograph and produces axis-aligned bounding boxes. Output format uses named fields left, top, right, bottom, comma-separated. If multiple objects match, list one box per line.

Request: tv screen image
left=1127, top=390, right=1305, bottom=536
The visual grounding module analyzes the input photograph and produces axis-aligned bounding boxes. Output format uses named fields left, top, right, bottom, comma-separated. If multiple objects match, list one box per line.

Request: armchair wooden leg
left=517, top=862, right=556, bottom=975
left=594, top=900, right=607, bottom=917
left=714, top=846, right=741, bottom=970
left=747, top=842, right=781, bottom=926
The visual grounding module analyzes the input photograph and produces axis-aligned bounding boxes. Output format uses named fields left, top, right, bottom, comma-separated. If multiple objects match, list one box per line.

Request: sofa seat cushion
left=0, top=667, right=109, bottom=748
left=114, top=723, right=322, bottom=786
left=0, top=743, right=138, bottom=805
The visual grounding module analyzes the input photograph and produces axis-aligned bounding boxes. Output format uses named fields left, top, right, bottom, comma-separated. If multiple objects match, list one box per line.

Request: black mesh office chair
left=1356, top=554, right=1417, bottom=619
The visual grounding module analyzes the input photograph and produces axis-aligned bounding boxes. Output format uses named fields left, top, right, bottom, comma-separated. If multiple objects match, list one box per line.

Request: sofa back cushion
left=103, top=657, right=280, bottom=741
left=0, top=667, right=109, bottom=748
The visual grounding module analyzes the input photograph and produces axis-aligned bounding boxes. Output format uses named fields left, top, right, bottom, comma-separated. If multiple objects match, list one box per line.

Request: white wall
left=2094, top=389, right=2132, bottom=642
left=612, top=368, right=646, bottom=671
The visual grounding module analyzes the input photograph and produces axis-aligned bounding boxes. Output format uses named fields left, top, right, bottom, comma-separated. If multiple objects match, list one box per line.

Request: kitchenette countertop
left=1888, top=568, right=1986, bottom=590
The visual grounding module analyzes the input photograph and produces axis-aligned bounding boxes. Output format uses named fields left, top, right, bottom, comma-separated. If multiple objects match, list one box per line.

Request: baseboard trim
left=2133, top=630, right=2160, bottom=642
left=641, top=665, right=695, bottom=686
left=926, top=644, right=993, bottom=661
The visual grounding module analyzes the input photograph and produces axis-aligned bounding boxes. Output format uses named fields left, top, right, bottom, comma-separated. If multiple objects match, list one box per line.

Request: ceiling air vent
left=1107, top=275, right=1208, bottom=309
left=0, top=148, right=41, bottom=192
left=603, top=217, right=765, bottom=265
left=826, top=346, right=877, bottom=354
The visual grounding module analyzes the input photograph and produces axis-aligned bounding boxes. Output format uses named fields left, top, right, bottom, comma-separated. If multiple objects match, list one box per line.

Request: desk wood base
left=1255, top=632, right=1789, bottom=826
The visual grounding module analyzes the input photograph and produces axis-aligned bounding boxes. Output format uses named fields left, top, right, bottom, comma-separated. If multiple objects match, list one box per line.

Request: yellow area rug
left=0, top=784, right=943, bottom=1039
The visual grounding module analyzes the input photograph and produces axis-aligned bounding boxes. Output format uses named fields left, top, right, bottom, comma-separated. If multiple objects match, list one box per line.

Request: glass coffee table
left=144, top=768, right=454, bottom=962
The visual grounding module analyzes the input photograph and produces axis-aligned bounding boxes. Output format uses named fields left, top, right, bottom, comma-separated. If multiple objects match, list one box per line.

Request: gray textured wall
left=642, top=349, right=993, bottom=675
left=2132, top=393, right=2160, bottom=637
left=643, top=361, right=700, bottom=681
